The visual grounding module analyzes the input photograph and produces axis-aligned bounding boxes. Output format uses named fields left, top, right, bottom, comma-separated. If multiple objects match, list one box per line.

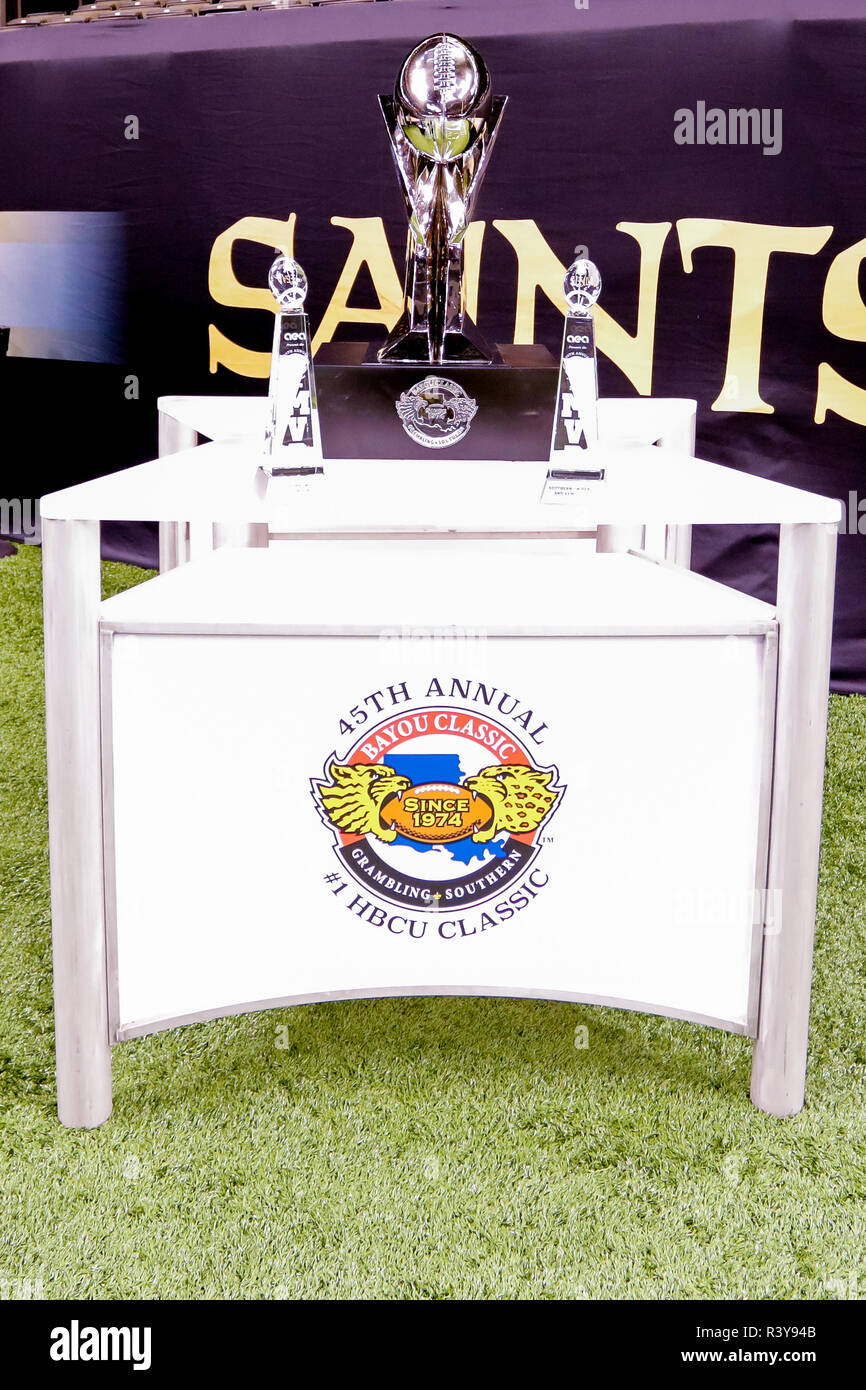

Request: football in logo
left=312, top=705, right=563, bottom=912
left=381, top=782, right=495, bottom=844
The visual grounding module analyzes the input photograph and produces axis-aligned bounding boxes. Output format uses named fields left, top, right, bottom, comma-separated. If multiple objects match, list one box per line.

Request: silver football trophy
left=263, top=254, right=323, bottom=479
left=378, top=33, right=506, bottom=365
left=543, top=256, right=604, bottom=501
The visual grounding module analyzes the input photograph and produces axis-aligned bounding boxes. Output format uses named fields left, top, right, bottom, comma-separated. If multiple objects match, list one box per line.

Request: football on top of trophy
left=563, top=258, right=602, bottom=315
left=268, top=254, right=308, bottom=312
left=396, top=33, right=493, bottom=162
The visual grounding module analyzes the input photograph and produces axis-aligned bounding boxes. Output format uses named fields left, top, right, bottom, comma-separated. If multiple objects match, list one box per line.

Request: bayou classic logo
left=311, top=702, right=563, bottom=924
left=395, top=375, right=478, bottom=449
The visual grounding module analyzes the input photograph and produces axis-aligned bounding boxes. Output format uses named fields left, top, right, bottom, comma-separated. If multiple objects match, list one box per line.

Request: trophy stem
left=429, top=199, right=448, bottom=364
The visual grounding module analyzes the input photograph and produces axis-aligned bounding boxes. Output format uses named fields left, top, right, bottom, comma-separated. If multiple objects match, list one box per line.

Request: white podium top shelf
left=99, top=544, right=776, bottom=636
left=42, top=439, right=842, bottom=528
left=155, top=393, right=699, bottom=449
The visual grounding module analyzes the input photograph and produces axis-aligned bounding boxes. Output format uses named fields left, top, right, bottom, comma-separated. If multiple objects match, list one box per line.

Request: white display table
left=40, top=405, right=841, bottom=1128
left=154, top=395, right=700, bottom=569
left=101, top=543, right=775, bottom=1040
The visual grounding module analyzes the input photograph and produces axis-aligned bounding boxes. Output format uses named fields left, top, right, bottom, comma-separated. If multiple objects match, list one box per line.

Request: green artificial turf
left=0, top=543, right=864, bottom=1301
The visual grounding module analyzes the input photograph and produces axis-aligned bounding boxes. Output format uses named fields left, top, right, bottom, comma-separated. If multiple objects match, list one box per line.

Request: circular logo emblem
left=395, top=375, right=478, bottom=449
left=312, top=706, right=563, bottom=912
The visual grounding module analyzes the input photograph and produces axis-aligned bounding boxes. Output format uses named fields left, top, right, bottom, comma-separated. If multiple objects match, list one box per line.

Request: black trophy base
left=315, top=342, right=558, bottom=461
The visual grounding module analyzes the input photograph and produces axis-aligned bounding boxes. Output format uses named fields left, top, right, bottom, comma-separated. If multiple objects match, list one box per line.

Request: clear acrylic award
left=263, top=254, right=323, bottom=485
left=542, top=257, right=604, bottom=504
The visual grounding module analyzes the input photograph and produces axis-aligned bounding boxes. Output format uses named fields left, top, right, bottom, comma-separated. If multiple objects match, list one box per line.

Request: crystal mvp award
left=263, top=254, right=323, bottom=481
left=543, top=257, right=605, bottom=501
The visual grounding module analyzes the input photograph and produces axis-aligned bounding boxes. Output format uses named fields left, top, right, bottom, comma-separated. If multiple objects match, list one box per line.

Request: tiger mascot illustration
left=461, top=765, right=560, bottom=841
left=313, top=760, right=559, bottom=844
left=313, top=762, right=411, bottom=842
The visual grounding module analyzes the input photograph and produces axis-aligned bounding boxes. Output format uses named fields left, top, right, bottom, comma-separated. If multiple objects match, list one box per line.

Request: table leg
left=751, top=521, right=837, bottom=1117
left=596, top=525, right=646, bottom=553
left=213, top=523, right=269, bottom=550
left=43, top=518, right=112, bottom=1128
left=157, top=411, right=197, bottom=572
left=652, top=402, right=697, bottom=563
left=158, top=521, right=187, bottom=574
left=663, top=524, right=692, bottom=568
